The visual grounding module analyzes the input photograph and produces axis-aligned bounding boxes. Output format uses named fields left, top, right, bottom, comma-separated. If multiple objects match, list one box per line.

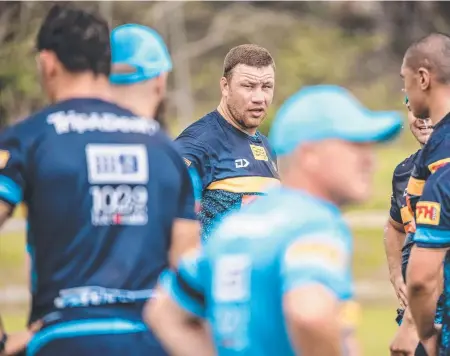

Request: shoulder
left=393, top=150, right=421, bottom=177
left=0, top=106, right=53, bottom=142
left=423, top=163, right=450, bottom=198
left=176, top=111, right=223, bottom=147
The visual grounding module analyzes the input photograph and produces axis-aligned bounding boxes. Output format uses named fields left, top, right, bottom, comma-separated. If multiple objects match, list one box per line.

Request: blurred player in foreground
left=0, top=5, right=198, bottom=356
left=109, top=24, right=172, bottom=130
left=386, top=96, right=434, bottom=356
left=404, top=33, right=450, bottom=356
left=110, top=23, right=203, bottom=210
left=0, top=318, right=41, bottom=355
left=175, top=44, right=279, bottom=241
left=145, top=85, right=403, bottom=356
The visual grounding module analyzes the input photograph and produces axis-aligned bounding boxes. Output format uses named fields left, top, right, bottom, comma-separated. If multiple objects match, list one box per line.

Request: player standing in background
left=386, top=97, right=434, bottom=356
left=407, top=165, right=450, bottom=356
left=404, top=32, right=450, bottom=356
left=0, top=5, right=198, bottom=356
left=175, top=44, right=280, bottom=241
left=146, top=85, right=403, bottom=356
left=109, top=23, right=203, bottom=210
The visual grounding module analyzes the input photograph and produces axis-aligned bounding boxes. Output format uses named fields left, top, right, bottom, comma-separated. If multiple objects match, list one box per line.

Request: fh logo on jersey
left=235, top=159, right=249, bottom=168
left=416, top=201, right=441, bottom=226
left=86, top=144, right=149, bottom=226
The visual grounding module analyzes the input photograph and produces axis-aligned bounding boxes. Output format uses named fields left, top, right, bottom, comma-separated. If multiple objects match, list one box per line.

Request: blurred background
left=2, top=1, right=450, bottom=354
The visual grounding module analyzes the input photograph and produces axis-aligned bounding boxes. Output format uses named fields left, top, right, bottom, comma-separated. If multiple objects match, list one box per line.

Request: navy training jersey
left=0, top=98, right=196, bottom=323
left=159, top=187, right=357, bottom=356
left=406, top=113, right=450, bottom=234
left=412, top=164, right=450, bottom=353
left=391, top=150, right=444, bottom=326
left=175, top=110, right=280, bottom=240
left=390, top=150, right=420, bottom=232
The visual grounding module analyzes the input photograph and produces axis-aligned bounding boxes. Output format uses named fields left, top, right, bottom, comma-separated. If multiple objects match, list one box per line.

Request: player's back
left=1, top=98, right=192, bottom=322
left=202, top=187, right=352, bottom=356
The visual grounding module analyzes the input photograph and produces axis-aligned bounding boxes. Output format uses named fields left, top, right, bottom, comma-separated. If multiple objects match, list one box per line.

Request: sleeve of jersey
left=176, top=156, right=197, bottom=220
left=413, top=170, right=450, bottom=248
left=158, top=249, right=206, bottom=318
left=174, top=135, right=211, bottom=189
left=0, top=126, right=26, bottom=206
left=280, top=228, right=353, bottom=301
left=389, top=173, right=402, bottom=224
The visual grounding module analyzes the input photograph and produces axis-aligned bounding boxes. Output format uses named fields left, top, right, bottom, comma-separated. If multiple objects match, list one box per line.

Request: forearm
left=383, top=220, right=405, bottom=283
left=169, top=219, right=200, bottom=268
left=154, top=321, right=214, bottom=356
left=290, top=320, right=342, bottom=356
left=408, top=282, right=439, bottom=340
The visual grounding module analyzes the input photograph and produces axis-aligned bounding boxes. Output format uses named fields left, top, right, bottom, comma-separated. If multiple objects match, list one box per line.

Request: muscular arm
left=284, top=285, right=343, bottom=356
left=383, top=218, right=408, bottom=307
left=169, top=219, right=200, bottom=268
left=384, top=218, right=405, bottom=283
left=146, top=287, right=214, bottom=356
left=407, top=246, right=444, bottom=340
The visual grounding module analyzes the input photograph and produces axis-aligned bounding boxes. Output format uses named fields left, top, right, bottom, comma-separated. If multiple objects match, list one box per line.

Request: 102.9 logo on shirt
left=86, top=144, right=149, bottom=226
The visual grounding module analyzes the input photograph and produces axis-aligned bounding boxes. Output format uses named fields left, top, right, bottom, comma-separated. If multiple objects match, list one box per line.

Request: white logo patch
left=235, top=159, right=249, bottom=168
left=86, top=144, right=148, bottom=184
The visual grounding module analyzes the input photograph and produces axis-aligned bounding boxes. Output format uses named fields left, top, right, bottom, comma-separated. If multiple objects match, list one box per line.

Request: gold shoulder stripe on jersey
left=206, top=176, right=280, bottom=193
left=428, top=158, right=450, bottom=174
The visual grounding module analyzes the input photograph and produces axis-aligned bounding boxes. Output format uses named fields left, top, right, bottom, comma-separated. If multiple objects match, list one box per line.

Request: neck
left=53, top=73, right=112, bottom=103
left=217, top=99, right=257, bottom=136
left=281, top=170, right=340, bottom=208
left=112, top=87, right=159, bottom=118
left=428, top=87, right=450, bottom=125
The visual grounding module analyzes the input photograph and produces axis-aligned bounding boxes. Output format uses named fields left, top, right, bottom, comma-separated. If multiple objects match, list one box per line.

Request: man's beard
left=227, top=102, right=261, bottom=130
left=154, top=99, right=167, bottom=131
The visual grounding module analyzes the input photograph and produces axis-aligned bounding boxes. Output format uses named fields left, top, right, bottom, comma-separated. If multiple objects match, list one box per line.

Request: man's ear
left=155, top=72, right=168, bottom=97
left=418, top=67, right=431, bottom=91
left=220, top=76, right=229, bottom=97
left=37, top=50, right=59, bottom=80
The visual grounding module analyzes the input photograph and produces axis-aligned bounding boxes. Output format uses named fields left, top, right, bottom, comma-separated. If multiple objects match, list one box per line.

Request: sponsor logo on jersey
left=47, top=111, right=160, bottom=135
left=416, top=201, right=441, bottom=225
left=0, top=150, right=10, bottom=169
left=235, top=158, right=249, bottom=168
left=86, top=144, right=149, bottom=226
left=86, top=144, right=148, bottom=184
left=249, top=144, right=268, bottom=161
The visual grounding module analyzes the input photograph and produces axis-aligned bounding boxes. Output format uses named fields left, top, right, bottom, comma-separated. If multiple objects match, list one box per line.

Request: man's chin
left=243, top=116, right=266, bottom=129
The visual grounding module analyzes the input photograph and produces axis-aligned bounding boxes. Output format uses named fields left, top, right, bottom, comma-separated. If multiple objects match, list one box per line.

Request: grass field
left=1, top=225, right=399, bottom=355
left=0, top=304, right=398, bottom=355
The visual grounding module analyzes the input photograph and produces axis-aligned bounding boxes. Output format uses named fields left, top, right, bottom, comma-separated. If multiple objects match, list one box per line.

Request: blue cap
left=269, top=85, right=403, bottom=156
left=110, top=24, right=172, bottom=85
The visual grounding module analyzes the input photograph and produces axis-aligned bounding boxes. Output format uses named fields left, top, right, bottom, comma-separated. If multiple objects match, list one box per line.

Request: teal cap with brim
left=269, top=85, right=403, bottom=156
left=110, top=24, right=172, bottom=85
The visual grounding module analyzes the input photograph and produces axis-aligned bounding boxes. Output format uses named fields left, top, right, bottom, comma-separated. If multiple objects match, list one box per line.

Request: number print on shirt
left=86, top=144, right=149, bottom=226
left=213, top=255, right=251, bottom=302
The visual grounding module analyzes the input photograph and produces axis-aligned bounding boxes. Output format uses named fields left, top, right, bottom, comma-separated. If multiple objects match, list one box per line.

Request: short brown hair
left=223, top=44, right=275, bottom=80
left=405, top=32, right=450, bottom=84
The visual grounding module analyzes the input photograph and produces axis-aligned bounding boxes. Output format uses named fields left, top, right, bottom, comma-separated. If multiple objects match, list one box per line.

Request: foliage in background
left=0, top=1, right=439, bottom=208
